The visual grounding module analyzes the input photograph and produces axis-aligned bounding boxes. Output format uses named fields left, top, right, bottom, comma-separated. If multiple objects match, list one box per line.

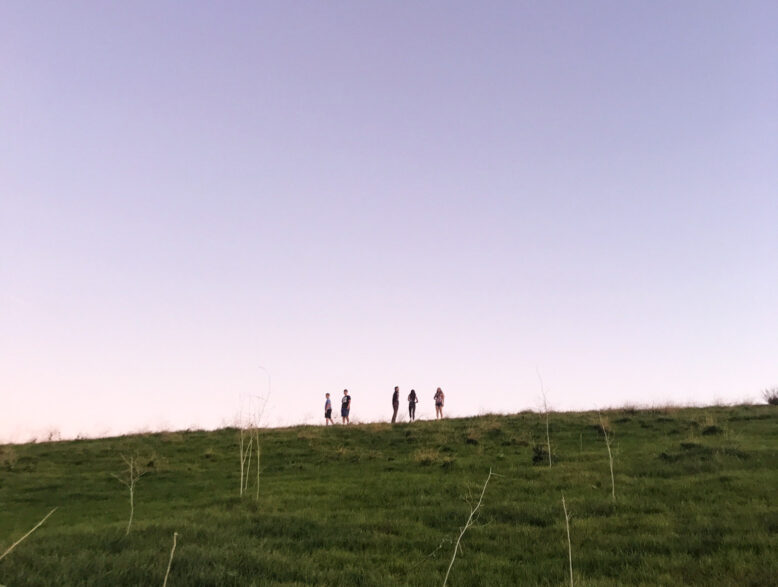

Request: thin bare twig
left=562, top=493, right=574, bottom=587
left=162, top=531, right=178, bottom=587
left=599, top=413, right=616, bottom=502
left=442, top=468, right=494, bottom=586
left=0, top=507, right=57, bottom=562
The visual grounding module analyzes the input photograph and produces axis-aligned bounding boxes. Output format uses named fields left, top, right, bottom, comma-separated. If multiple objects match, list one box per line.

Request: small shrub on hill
left=763, top=387, right=778, bottom=406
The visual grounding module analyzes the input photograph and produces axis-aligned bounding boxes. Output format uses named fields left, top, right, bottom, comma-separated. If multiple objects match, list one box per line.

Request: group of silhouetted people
left=324, top=387, right=445, bottom=425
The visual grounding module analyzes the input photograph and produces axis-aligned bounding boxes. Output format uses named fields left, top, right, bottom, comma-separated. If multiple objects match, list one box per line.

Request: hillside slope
left=1, top=405, right=776, bottom=585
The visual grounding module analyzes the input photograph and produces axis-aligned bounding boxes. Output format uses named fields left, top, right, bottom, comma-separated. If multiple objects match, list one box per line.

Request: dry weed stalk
left=112, top=455, right=145, bottom=535
left=598, top=413, right=616, bottom=501
left=536, top=368, right=552, bottom=467
left=561, top=493, right=574, bottom=587
left=0, top=507, right=57, bottom=562
left=442, top=468, right=494, bottom=587
left=238, top=384, right=270, bottom=499
left=162, top=531, right=178, bottom=587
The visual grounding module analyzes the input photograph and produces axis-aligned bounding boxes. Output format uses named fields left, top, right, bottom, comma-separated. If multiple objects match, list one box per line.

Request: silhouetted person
left=434, top=387, right=445, bottom=419
left=408, top=389, right=418, bottom=421
left=324, top=393, right=334, bottom=426
left=391, top=386, right=400, bottom=423
left=341, top=389, right=351, bottom=424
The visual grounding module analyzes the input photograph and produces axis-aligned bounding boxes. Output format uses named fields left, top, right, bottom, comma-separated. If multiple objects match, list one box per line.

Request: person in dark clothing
left=408, top=389, right=418, bottom=421
left=341, top=389, right=351, bottom=424
left=391, top=386, right=400, bottom=423
left=324, top=393, right=334, bottom=426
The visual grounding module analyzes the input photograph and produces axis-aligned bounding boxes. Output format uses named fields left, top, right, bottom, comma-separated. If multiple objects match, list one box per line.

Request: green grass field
left=1, top=405, right=776, bottom=586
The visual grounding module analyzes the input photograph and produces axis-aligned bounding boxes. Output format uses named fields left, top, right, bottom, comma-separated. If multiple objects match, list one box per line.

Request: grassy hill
left=1, top=405, right=776, bottom=586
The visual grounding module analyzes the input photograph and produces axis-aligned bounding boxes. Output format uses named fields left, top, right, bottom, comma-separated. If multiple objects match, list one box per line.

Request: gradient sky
left=2, top=2, right=777, bottom=442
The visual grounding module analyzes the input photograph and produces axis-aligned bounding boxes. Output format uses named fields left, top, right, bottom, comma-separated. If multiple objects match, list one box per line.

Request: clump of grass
left=296, top=429, right=319, bottom=441
left=158, top=431, right=186, bottom=443
left=531, top=443, right=549, bottom=466
left=465, top=430, right=480, bottom=445
left=763, top=387, right=778, bottom=406
left=0, top=446, right=17, bottom=471
left=413, top=448, right=441, bottom=466
left=484, top=419, right=503, bottom=435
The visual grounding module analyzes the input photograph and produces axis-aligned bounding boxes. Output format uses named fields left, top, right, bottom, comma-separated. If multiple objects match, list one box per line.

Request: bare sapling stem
left=599, top=413, right=616, bottom=502
left=162, top=531, right=178, bottom=587
left=545, top=408, right=551, bottom=467
left=244, top=437, right=253, bottom=494
left=112, top=455, right=145, bottom=536
left=239, top=427, right=245, bottom=497
left=442, top=468, right=494, bottom=587
left=255, top=428, right=261, bottom=501
left=536, top=368, right=552, bottom=467
left=0, top=507, right=57, bottom=562
left=561, top=493, right=574, bottom=587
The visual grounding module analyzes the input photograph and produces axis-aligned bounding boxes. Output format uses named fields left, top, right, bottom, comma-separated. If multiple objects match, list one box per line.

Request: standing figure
left=341, top=389, right=351, bottom=424
left=324, top=393, right=334, bottom=426
left=434, top=387, right=445, bottom=419
left=408, top=389, right=418, bottom=421
left=391, top=386, right=400, bottom=423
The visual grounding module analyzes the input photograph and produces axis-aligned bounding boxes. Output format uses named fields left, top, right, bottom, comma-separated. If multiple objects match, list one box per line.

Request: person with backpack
left=324, top=393, right=334, bottom=426
left=391, top=386, right=400, bottom=423
left=341, top=389, right=351, bottom=424
left=434, top=387, right=445, bottom=419
left=408, top=389, right=418, bottom=421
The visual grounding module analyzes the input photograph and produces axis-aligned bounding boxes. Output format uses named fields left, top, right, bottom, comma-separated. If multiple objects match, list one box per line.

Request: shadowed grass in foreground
left=0, top=405, right=776, bottom=585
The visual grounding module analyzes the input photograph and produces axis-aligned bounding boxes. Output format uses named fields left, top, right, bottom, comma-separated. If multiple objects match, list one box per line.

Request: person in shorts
left=434, top=387, right=445, bottom=419
left=324, top=393, right=334, bottom=425
left=341, top=389, right=351, bottom=424
left=408, top=389, right=418, bottom=421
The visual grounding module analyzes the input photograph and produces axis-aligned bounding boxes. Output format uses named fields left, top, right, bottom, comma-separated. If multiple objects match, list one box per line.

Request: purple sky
left=2, top=2, right=777, bottom=442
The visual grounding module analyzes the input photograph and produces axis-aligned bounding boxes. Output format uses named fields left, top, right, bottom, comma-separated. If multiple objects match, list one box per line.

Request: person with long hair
left=407, top=389, right=418, bottom=421
left=433, top=387, right=445, bottom=419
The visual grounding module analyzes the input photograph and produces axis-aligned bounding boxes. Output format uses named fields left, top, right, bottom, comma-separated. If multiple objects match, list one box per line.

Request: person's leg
left=392, top=404, right=398, bottom=423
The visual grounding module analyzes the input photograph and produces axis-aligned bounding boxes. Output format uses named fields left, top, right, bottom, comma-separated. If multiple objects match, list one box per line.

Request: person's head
left=326, top=393, right=330, bottom=398
left=437, top=387, right=442, bottom=392
left=411, top=389, right=416, bottom=395
left=394, top=386, right=399, bottom=392
left=343, top=389, right=348, bottom=395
